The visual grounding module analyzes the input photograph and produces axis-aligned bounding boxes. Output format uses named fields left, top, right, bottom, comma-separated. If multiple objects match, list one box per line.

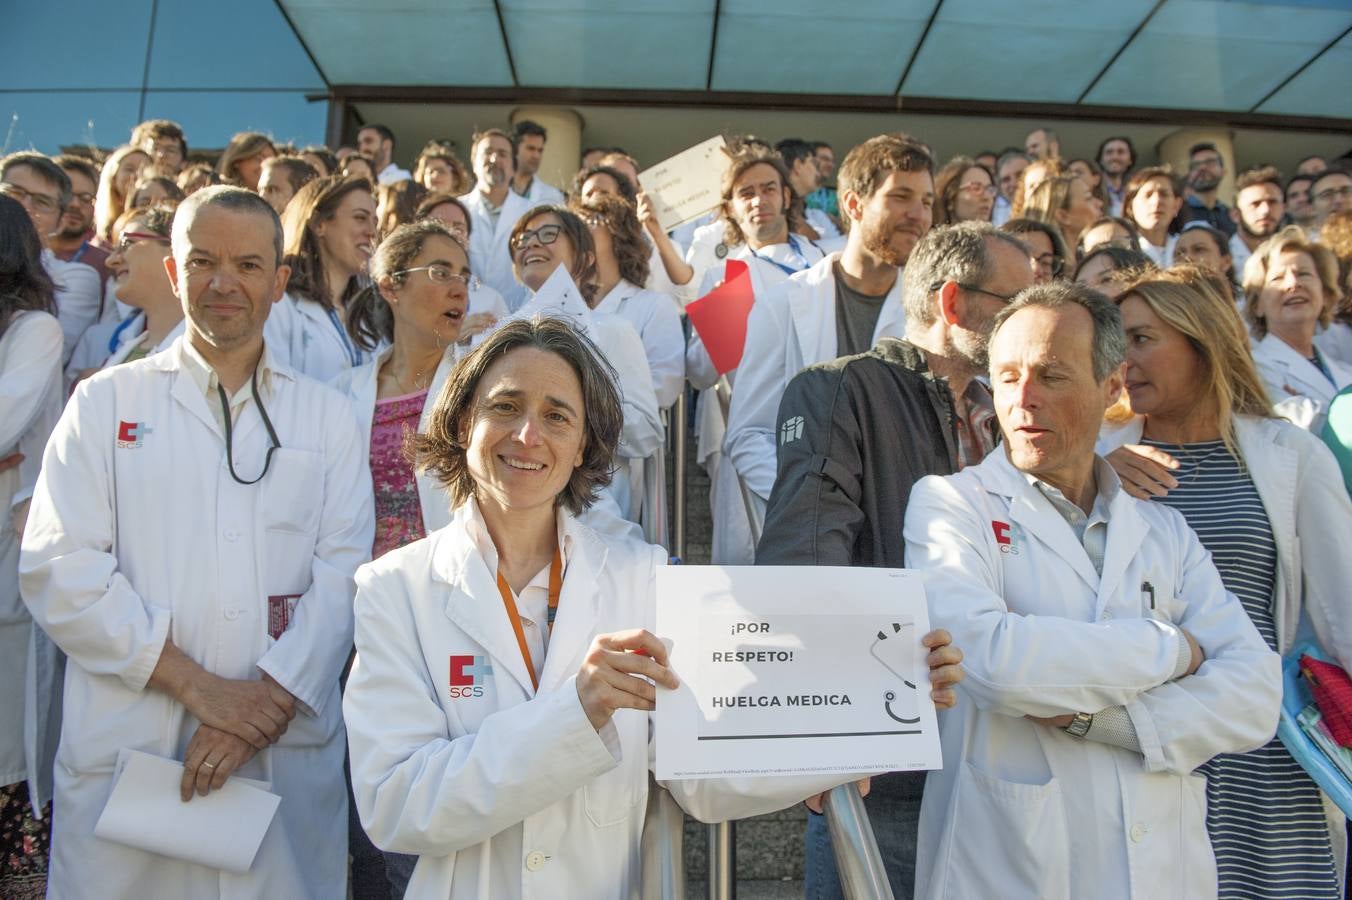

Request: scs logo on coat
left=116, top=420, right=152, bottom=449
left=449, top=655, right=493, bottom=699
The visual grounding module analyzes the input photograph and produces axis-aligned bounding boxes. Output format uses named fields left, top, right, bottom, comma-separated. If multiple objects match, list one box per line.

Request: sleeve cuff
left=1170, top=626, right=1192, bottom=680
left=1084, top=706, right=1142, bottom=753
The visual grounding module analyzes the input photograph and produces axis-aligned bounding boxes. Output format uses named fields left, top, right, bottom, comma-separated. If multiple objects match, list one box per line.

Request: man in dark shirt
left=1173, top=142, right=1236, bottom=238
left=758, top=222, right=1034, bottom=898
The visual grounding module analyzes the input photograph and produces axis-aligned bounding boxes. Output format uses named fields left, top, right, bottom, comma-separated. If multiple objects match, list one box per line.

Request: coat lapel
left=872, top=277, right=906, bottom=342
left=787, top=255, right=834, bottom=366
left=1096, top=474, right=1148, bottom=616
left=985, top=451, right=1101, bottom=593
left=434, top=517, right=539, bottom=697
left=538, top=519, right=607, bottom=692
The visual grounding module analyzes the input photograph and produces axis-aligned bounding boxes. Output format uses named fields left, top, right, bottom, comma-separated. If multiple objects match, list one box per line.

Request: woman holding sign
left=342, top=317, right=964, bottom=898
left=508, top=204, right=662, bottom=536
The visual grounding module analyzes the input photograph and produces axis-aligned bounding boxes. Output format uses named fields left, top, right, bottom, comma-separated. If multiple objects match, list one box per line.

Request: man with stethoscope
left=20, top=186, right=374, bottom=898
left=724, top=133, right=934, bottom=560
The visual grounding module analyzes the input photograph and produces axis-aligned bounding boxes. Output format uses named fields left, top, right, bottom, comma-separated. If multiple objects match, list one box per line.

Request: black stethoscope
left=217, top=370, right=280, bottom=485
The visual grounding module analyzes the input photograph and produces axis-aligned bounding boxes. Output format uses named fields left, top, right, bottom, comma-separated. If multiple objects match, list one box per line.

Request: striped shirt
left=1143, top=438, right=1338, bottom=900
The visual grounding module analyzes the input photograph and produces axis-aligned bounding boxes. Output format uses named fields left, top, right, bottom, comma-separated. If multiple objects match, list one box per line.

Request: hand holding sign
left=637, top=136, right=730, bottom=233
left=686, top=259, right=755, bottom=374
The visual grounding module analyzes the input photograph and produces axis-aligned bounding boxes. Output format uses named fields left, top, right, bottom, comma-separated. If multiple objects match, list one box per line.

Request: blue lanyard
left=753, top=235, right=810, bottom=278
left=324, top=306, right=363, bottom=367
left=71, top=241, right=89, bottom=265
left=107, top=311, right=145, bottom=354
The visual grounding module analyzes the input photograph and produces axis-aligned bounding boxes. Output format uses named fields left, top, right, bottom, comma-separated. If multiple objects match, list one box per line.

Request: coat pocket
left=583, top=710, right=643, bottom=828
left=945, top=761, right=1070, bottom=900
left=261, top=448, right=323, bottom=598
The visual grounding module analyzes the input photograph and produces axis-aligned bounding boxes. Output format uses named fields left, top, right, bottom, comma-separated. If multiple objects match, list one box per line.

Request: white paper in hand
left=511, top=266, right=593, bottom=336
left=94, top=748, right=280, bottom=874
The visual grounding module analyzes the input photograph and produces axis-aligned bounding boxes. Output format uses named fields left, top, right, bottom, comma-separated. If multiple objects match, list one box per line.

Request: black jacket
left=756, top=338, right=992, bottom=568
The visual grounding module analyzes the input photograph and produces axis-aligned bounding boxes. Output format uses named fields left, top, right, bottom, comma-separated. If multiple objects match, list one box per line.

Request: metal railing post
left=823, top=785, right=895, bottom=900
left=707, top=818, right=735, bottom=900
left=672, top=390, right=687, bottom=560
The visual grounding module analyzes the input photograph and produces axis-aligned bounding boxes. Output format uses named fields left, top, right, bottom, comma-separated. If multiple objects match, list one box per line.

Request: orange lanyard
left=494, top=548, right=563, bottom=693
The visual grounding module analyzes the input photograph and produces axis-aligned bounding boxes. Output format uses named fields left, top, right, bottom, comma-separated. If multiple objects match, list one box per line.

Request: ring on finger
left=202, top=761, right=217, bottom=770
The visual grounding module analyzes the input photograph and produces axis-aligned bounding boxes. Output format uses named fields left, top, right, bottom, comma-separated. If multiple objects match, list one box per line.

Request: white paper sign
left=94, top=748, right=281, bottom=873
left=637, top=136, right=730, bottom=232
left=511, top=266, right=593, bottom=336
left=656, top=565, right=942, bottom=780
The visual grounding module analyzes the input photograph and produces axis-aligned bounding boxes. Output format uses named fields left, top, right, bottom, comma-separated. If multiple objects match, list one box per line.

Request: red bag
left=1301, top=654, right=1352, bottom=748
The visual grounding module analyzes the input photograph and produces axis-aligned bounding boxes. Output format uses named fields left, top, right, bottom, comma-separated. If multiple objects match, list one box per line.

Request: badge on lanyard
left=714, top=242, right=728, bottom=259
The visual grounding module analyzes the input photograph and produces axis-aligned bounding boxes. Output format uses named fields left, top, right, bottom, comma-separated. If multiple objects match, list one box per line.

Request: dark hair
left=1001, top=217, right=1070, bottom=277
left=177, top=162, right=218, bottom=195
left=509, top=205, right=599, bottom=304
left=280, top=175, right=374, bottom=306
left=264, top=155, right=319, bottom=196
left=717, top=149, right=803, bottom=247
left=113, top=202, right=175, bottom=242
left=810, top=140, right=832, bottom=153
left=411, top=317, right=623, bottom=514
left=359, top=124, right=396, bottom=150
left=1077, top=215, right=1140, bottom=256
left=376, top=178, right=428, bottom=238
left=573, top=165, right=638, bottom=206
left=1235, top=165, right=1283, bottom=194
left=1188, top=142, right=1222, bottom=163
left=1096, top=136, right=1137, bottom=170
left=992, top=280, right=1126, bottom=382
left=348, top=219, right=464, bottom=351
left=299, top=145, right=339, bottom=177
left=173, top=185, right=285, bottom=267
left=774, top=138, right=815, bottom=169
left=1073, top=244, right=1154, bottom=281
left=571, top=194, right=650, bottom=287
left=932, top=155, right=993, bottom=226
left=414, top=142, right=470, bottom=194
left=0, top=194, right=57, bottom=338
left=1, top=152, right=73, bottom=213
left=513, top=120, right=548, bottom=142
left=1310, top=165, right=1352, bottom=197
left=127, top=175, right=185, bottom=212
left=341, top=154, right=376, bottom=181
left=415, top=192, right=473, bottom=236
left=54, top=154, right=100, bottom=187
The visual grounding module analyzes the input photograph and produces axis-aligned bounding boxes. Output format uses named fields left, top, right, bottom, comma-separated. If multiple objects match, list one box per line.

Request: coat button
left=524, top=850, right=547, bottom=871
left=1129, top=823, right=1147, bottom=842
left=224, top=609, right=239, bottom=621
left=224, top=528, right=239, bottom=542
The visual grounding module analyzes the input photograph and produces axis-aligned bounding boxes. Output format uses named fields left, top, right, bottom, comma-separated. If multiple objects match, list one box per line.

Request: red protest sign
left=686, top=259, right=755, bottom=374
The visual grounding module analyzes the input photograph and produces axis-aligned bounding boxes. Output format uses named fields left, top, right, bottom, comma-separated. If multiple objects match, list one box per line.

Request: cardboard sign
left=637, top=136, right=730, bottom=232
left=511, top=266, right=594, bottom=336
left=685, top=259, right=754, bottom=375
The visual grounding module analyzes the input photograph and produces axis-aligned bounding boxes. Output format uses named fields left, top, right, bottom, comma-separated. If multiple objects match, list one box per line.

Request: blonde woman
left=1022, top=173, right=1104, bottom=255
left=1244, top=225, right=1352, bottom=432
left=1102, top=265, right=1352, bottom=900
left=93, top=145, right=151, bottom=244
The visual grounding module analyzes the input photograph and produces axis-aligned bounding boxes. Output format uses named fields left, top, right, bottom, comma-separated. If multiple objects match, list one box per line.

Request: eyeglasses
left=929, top=280, right=1017, bottom=303
left=70, top=191, right=96, bottom=206
left=959, top=182, right=997, bottom=198
left=116, top=231, right=171, bottom=251
left=510, top=223, right=563, bottom=251
left=1314, top=186, right=1352, bottom=203
left=0, top=182, right=60, bottom=215
left=394, top=264, right=477, bottom=289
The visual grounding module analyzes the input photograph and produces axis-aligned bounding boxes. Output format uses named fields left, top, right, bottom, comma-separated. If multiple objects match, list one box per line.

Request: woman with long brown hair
left=266, top=175, right=378, bottom=380
left=215, top=131, right=276, bottom=192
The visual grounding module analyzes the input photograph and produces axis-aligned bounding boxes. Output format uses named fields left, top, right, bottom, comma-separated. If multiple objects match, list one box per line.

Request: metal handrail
left=824, top=785, right=895, bottom=900
left=672, top=389, right=687, bottom=561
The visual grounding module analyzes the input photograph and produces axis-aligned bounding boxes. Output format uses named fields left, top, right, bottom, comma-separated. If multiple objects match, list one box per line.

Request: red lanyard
left=494, top=548, right=563, bottom=693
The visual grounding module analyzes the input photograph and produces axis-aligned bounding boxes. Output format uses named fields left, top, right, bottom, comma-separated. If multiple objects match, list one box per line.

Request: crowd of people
left=0, top=110, right=1349, bottom=899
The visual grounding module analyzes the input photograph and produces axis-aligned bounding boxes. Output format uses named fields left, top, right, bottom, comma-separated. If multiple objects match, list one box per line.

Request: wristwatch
left=1064, top=711, right=1094, bottom=738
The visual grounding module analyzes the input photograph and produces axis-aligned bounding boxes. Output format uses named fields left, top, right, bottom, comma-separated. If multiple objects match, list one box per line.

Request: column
left=510, top=107, right=583, bottom=195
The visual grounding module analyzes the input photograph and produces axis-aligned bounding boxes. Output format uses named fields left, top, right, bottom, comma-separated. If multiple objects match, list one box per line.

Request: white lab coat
left=344, top=502, right=856, bottom=900
left=1098, top=414, right=1352, bottom=669
left=19, top=338, right=375, bottom=899
left=0, top=313, right=63, bottom=795
left=725, top=251, right=905, bottom=501
left=1137, top=233, right=1178, bottom=268
left=594, top=280, right=685, bottom=410
left=461, top=189, right=536, bottom=312
left=683, top=241, right=824, bottom=564
left=515, top=176, right=565, bottom=206
left=904, top=450, right=1281, bottom=900
left=44, top=249, right=103, bottom=365
left=263, top=291, right=367, bottom=383
left=1316, top=321, right=1352, bottom=369
left=1251, top=332, right=1352, bottom=433
left=377, top=163, right=413, bottom=186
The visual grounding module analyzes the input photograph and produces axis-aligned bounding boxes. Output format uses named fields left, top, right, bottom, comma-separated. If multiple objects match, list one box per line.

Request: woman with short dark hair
left=342, top=317, right=966, bottom=898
